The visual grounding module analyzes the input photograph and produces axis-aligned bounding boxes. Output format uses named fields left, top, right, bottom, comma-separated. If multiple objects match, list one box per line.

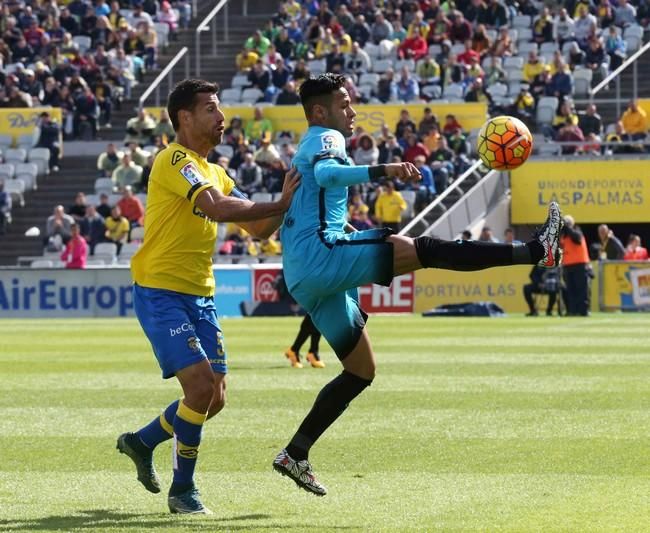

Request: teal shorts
left=133, top=284, right=228, bottom=379
left=289, top=228, right=394, bottom=359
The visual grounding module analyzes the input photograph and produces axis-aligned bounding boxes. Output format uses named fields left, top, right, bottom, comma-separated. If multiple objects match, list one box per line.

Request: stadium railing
left=138, top=47, right=190, bottom=109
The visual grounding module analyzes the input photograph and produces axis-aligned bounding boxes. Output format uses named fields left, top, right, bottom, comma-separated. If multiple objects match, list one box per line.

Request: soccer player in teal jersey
left=272, top=74, right=563, bottom=495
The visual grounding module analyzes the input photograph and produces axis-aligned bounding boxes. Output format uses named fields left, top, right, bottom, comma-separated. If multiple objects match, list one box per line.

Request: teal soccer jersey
left=281, top=126, right=394, bottom=358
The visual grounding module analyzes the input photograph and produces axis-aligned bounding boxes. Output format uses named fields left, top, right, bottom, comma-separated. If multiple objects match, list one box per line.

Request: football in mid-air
left=476, top=115, right=533, bottom=171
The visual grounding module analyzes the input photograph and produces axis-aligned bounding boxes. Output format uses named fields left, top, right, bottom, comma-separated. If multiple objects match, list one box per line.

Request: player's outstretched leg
left=116, top=399, right=180, bottom=494
left=404, top=202, right=563, bottom=273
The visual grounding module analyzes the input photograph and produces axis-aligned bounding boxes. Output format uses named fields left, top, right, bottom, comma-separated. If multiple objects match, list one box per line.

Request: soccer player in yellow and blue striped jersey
left=117, top=79, right=299, bottom=514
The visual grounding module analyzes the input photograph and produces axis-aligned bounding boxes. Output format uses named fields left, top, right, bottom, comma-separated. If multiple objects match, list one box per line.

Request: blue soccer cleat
left=168, top=487, right=213, bottom=514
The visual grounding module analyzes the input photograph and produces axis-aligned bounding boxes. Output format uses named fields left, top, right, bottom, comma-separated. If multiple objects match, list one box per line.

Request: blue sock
left=171, top=401, right=207, bottom=491
left=136, top=399, right=179, bottom=449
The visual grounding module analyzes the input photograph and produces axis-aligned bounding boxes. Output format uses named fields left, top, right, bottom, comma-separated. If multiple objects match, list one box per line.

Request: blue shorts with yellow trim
left=133, top=284, right=228, bottom=379
left=289, top=228, right=394, bottom=360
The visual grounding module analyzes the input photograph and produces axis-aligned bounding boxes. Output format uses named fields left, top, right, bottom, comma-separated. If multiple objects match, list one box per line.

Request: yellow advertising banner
left=511, top=160, right=650, bottom=224
left=146, top=101, right=487, bottom=138
left=0, top=107, right=62, bottom=147
left=599, top=260, right=650, bottom=310
left=414, top=265, right=599, bottom=314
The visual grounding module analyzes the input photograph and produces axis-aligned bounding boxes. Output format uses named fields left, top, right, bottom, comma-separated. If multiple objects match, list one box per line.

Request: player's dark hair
left=299, top=74, right=346, bottom=117
left=167, top=79, right=219, bottom=130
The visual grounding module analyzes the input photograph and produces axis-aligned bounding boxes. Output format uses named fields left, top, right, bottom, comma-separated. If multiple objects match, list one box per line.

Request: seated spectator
left=511, top=85, right=536, bottom=124
left=349, top=14, right=371, bottom=47
left=550, top=61, right=573, bottom=98
left=371, top=11, right=393, bottom=45
left=236, top=152, right=264, bottom=196
left=117, top=185, right=145, bottom=228
left=353, top=133, right=379, bottom=165
left=153, top=108, right=175, bottom=143
left=124, top=109, right=156, bottom=146
left=638, top=0, right=650, bottom=27
left=97, top=143, right=124, bottom=177
left=422, top=123, right=443, bottom=152
left=344, top=41, right=371, bottom=76
left=236, top=47, right=260, bottom=72
left=245, top=30, right=271, bottom=56
left=479, top=226, right=499, bottom=242
left=403, top=133, right=430, bottom=164
left=395, top=109, right=418, bottom=140
left=484, top=55, right=507, bottom=86
left=574, top=5, right=597, bottom=49
left=457, top=40, right=480, bottom=66
left=398, top=32, right=428, bottom=61
left=104, top=205, right=130, bottom=255
left=126, top=142, right=151, bottom=169
left=604, top=120, right=631, bottom=154
left=247, top=59, right=271, bottom=94
left=138, top=153, right=155, bottom=192
left=45, top=205, right=75, bottom=252
left=68, top=192, right=88, bottom=223
left=96, top=192, right=112, bottom=219
left=245, top=107, right=273, bottom=146
left=442, top=114, right=463, bottom=137
left=418, top=108, right=439, bottom=137
left=128, top=3, right=154, bottom=28
left=533, top=6, right=554, bottom=44
left=624, top=234, right=649, bottom=260
left=378, top=133, right=404, bottom=164
left=253, top=134, right=281, bottom=167
left=621, top=100, right=648, bottom=141
left=393, top=66, right=420, bottom=103
left=112, top=153, right=143, bottom=191
left=578, top=104, right=603, bottom=137
left=471, top=24, right=492, bottom=58
left=260, top=231, right=282, bottom=256
left=374, top=180, right=407, bottom=232
left=523, top=51, right=545, bottom=83
left=80, top=205, right=106, bottom=255
left=449, top=10, right=472, bottom=43
left=604, top=25, right=626, bottom=72
left=325, top=42, right=346, bottom=73
left=60, top=223, right=88, bottom=269
left=376, top=68, right=396, bottom=103
left=554, top=8, right=575, bottom=46
left=557, top=117, right=585, bottom=154
left=276, top=80, right=301, bottom=105
left=348, top=192, right=370, bottom=224
left=0, top=180, right=11, bottom=235
left=138, top=21, right=158, bottom=70
left=584, top=36, right=608, bottom=80
left=465, top=77, right=490, bottom=103
left=157, top=1, right=179, bottom=38
left=615, top=0, right=637, bottom=27
left=490, top=27, right=514, bottom=57
left=36, top=111, right=62, bottom=172
left=413, top=155, right=436, bottom=209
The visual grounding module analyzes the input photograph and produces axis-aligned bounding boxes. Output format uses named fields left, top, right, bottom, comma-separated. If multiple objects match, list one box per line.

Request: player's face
left=326, top=88, right=356, bottom=138
left=192, top=92, right=225, bottom=146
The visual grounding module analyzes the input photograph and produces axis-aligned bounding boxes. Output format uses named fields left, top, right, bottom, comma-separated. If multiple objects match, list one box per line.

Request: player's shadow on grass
left=0, top=509, right=358, bottom=531
left=0, top=509, right=274, bottom=531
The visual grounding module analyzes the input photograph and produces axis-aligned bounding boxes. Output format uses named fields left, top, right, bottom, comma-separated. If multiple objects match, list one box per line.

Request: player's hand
left=278, top=166, right=301, bottom=209
left=385, top=162, right=422, bottom=182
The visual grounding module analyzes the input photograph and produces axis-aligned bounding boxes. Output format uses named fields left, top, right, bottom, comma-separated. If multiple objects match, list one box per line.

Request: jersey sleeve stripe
left=186, top=181, right=211, bottom=201
left=312, top=152, right=347, bottom=166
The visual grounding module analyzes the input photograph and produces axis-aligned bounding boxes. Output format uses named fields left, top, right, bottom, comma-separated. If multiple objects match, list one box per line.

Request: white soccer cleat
left=536, top=201, right=563, bottom=268
left=272, top=449, right=327, bottom=496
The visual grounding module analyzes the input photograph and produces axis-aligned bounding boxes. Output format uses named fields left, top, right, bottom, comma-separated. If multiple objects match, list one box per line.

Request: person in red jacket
left=398, top=33, right=428, bottom=61
left=60, top=223, right=88, bottom=269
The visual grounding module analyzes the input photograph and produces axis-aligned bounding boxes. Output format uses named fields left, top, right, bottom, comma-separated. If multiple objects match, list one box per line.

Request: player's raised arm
left=194, top=167, right=300, bottom=224
left=314, top=159, right=421, bottom=188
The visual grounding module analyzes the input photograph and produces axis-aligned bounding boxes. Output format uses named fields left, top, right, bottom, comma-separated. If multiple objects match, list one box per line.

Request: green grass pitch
left=0, top=315, right=649, bottom=532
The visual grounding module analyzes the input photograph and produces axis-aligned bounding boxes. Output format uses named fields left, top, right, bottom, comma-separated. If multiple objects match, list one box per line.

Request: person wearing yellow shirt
left=374, top=180, right=407, bottom=232
left=621, top=100, right=648, bottom=140
left=117, top=79, right=299, bottom=515
left=244, top=106, right=273, bottom=145
left=235, top=47, right=259, bottom=72
left=104, top=205, right=130, bottom=254
left=260, top=232, right=282, bottom=255
left=522, top=51, right=545, bottom=83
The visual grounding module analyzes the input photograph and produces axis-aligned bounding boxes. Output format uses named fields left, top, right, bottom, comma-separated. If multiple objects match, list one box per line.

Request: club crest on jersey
left=171, top=150, right=186, bottom=165
left=180, top=162, right=204, bottom=186
left=321, top=134, right=339, bottom=151
left=187, top=336, right=201, bottom=352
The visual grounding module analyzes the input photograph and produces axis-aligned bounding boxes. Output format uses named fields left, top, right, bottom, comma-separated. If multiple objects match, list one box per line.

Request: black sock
left=169, top=481, right=194, bottom=496
left=413, top=236, right=536, bottom=270
left=291, top=315, right=313, bottom=353
left=286, top=371, right=373, bottom=461
left=308, top=331, right=321, bottom=354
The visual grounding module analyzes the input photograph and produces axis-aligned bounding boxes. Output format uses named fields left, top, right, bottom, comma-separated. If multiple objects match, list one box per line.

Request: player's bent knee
left=207, top=377, right=226, bottom=419
left=184, top=375, right=216, bottom=413
left=388, top=234, right=422, bottom=276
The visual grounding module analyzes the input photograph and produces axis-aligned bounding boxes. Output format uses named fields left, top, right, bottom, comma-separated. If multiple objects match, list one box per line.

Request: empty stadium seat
left=230, top=74, right=249, bottom=88
left=444, top=84, right=464, bottom=101
left=85, top=193, right=99, bottom=207
left=307, top=59, right=326, bottom=75
left=136, top=193, right=147, bottom=207
left=0, top=134, right=12, bottom=152
left=30, top=259, right=54, bottom=268
left=240, top=88, right=263, bottom=104
left=573, top=68, right=593, bottom=97
left=154, top=22, right=170, bottom=48
left=220, top=87, right=242, bottom=104
left=359, top=72, right=380, bottom=86
left=536, top=96, right=559, bottom=125
left=15, top=163, right=38, bottom=191
left=215, top=144, right=234, bottom=159
left=130, top=226, right=145, bottom=242
left=624, top=25, right=643, bottom=53
left=428, top=44, right=441, bottom=58
left=537, top=142, right=561, bottom=156
left=364, top=42, right=381, bottom=59
left=94, top=177, right=114, bottom=195
left=118, top=242, right=140, bottom=259
left=451, top=43, right=465, bottom=56
left=5, top=179, right=25, bottom=207
left=251, top=192, right=272, bottom=203
left=372, top=58, right=393, bottom=73
left=4, top=148, right=27, bottom=166
left=16, top=133, right=37, bottom=150
left=539, top=42, right=558, bottom=56
left=516, top=28, right=533, bottom=43
left=518, top=42, right=539, bottom=56
left=401, top=190, right=417, bottom=218
left=512, top=14, right=532, bottom=28
left=94, top=242, right=118, bottom=264
left=28, top=148, right=50, bottom=175
left=0, top=163, right=15, bottom=181
left=72, top=35, right=92, bottom=53
left=394, top=58, right=416, bottom=72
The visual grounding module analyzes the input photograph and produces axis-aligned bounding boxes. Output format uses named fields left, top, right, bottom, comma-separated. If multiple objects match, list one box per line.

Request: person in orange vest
left=560, top=215, right=592, bottom=316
